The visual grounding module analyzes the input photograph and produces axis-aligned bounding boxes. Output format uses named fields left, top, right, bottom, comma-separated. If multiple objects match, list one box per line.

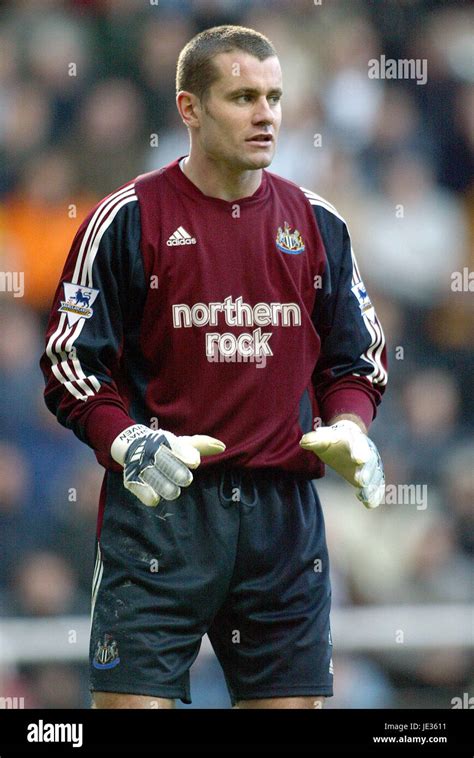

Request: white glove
left=111, top=424, right=226, bottom=507
left=300, top=420, right=385, bottom=509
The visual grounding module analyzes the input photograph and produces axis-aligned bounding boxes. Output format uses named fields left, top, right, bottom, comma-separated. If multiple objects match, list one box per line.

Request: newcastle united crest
left=275, top=222, right=305, bottom=255
left=92, top=634, right=120, bottom=670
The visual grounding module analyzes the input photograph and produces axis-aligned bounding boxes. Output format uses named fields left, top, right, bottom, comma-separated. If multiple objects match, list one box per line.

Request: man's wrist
left=327, top=414, right=368, bottom=434
left=110, top=424, right=152, bottom=466
left=320, top=386, right=375, bottom=431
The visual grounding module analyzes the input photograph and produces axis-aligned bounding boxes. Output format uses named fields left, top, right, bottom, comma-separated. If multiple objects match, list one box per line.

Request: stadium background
left=0, top=0, right=472, bottom=709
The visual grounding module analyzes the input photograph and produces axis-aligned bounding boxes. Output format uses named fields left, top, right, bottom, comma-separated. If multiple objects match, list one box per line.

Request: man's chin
left=216, top=148, right=275, bottom=172
left=240, top=151, right=274, bottom=170
left=253, top=156, right=273, bottom=169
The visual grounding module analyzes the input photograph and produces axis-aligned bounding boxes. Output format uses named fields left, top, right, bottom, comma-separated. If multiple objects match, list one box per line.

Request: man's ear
left=176, top=91, right=202, bottom=129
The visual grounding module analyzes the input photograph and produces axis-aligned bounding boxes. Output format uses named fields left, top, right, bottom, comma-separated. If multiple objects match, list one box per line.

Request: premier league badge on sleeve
left=351, top=281, right=375, bottom=322
left=92, top=634, right=120, bottom=670
left=58, top=282, right=100, bottom=327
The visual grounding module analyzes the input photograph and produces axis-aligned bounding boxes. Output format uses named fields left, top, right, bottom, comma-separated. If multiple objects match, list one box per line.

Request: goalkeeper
left=41, top=25, right=387, bottom=710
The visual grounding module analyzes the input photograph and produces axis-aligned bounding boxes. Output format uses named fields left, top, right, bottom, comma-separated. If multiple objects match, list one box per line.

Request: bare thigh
left=92, top=692, right=175, bottom=709
left=234, top=696, right=325, bottom=709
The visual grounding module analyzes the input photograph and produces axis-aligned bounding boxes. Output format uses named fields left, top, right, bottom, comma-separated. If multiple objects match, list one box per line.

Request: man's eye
left=234, top=94, right=281, bottom=104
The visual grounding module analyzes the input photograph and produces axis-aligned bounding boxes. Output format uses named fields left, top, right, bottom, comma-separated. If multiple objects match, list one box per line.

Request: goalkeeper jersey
left=40, top=157, right=388, bottom=478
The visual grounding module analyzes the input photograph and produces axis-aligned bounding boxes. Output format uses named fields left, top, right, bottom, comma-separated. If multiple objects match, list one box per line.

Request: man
left=41, top=25, right=387, bottom=709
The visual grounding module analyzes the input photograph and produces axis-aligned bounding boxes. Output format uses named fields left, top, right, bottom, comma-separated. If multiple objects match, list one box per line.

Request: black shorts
left=90, top=467, right=333, bottom=705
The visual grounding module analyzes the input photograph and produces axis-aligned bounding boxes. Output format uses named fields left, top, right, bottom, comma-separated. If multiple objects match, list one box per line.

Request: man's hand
left=111, top=424, right=226, bottom=506
left=299, top=420, right=385, bottom=509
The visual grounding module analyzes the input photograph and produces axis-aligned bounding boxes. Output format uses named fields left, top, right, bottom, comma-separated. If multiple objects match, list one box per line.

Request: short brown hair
left=176, top=24, right=277, bottom=101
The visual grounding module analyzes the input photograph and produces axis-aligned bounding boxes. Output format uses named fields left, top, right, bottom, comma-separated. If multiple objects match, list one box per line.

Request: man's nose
left=252, top=97, right=276, bottom=125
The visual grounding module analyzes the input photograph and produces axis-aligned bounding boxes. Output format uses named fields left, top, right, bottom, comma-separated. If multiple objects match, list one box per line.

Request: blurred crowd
left=0, top=0, right=472, bottom=709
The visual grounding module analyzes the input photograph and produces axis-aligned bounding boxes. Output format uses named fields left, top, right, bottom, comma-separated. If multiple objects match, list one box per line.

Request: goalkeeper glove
left=111, top=424, right=226, bottom=507
left=299, top=420, right=385, bottom=509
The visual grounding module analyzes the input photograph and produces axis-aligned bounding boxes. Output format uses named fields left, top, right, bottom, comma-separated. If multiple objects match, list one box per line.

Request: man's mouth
left=246, top=134, right=273, bottom=145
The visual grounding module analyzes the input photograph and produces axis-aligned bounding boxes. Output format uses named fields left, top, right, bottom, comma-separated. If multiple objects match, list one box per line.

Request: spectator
left=8, top=551, right=89, bottom=617
left=0, top=443, right=31, bottom=593
left=2, top=151, right=96, bottom=311
left=70, top=78, right=147, bottom=196
left=359, top=152, right=467, bottom=306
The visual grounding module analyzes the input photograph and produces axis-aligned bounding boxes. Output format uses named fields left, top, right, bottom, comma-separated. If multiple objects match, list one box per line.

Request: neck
left=181, top=152, right=262, bottom=202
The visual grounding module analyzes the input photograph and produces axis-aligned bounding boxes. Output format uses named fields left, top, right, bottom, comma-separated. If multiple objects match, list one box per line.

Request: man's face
left=195, top=51, right=282, bottom=171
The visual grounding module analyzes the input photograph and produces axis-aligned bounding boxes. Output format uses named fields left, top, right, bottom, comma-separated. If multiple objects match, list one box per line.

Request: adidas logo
left=166, top=227, right=197, bottom=246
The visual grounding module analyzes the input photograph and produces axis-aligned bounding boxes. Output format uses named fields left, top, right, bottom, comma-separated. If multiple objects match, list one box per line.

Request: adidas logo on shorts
left=167, top=227, right=197, bottom=246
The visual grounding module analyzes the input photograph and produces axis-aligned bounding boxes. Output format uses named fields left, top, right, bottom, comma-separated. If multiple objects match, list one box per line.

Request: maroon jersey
left=41, top=157, right=387, bottom=478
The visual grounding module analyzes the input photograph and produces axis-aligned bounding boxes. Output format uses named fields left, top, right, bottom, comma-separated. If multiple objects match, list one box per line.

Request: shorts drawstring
left=218, top=469, right=258, bottom=509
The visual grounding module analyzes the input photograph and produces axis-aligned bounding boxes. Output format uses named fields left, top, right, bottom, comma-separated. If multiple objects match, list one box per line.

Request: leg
left=235, top=696, right=325, bottom=709
left=92, top=692, right=175, bottom=709
left=209, top=473, right=333, bottom=709
left=90, top=470, right=239, bottom=711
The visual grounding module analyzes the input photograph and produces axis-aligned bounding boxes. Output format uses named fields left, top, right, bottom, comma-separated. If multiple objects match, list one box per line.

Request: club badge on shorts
left=92, top=634, right=120, bottom=670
